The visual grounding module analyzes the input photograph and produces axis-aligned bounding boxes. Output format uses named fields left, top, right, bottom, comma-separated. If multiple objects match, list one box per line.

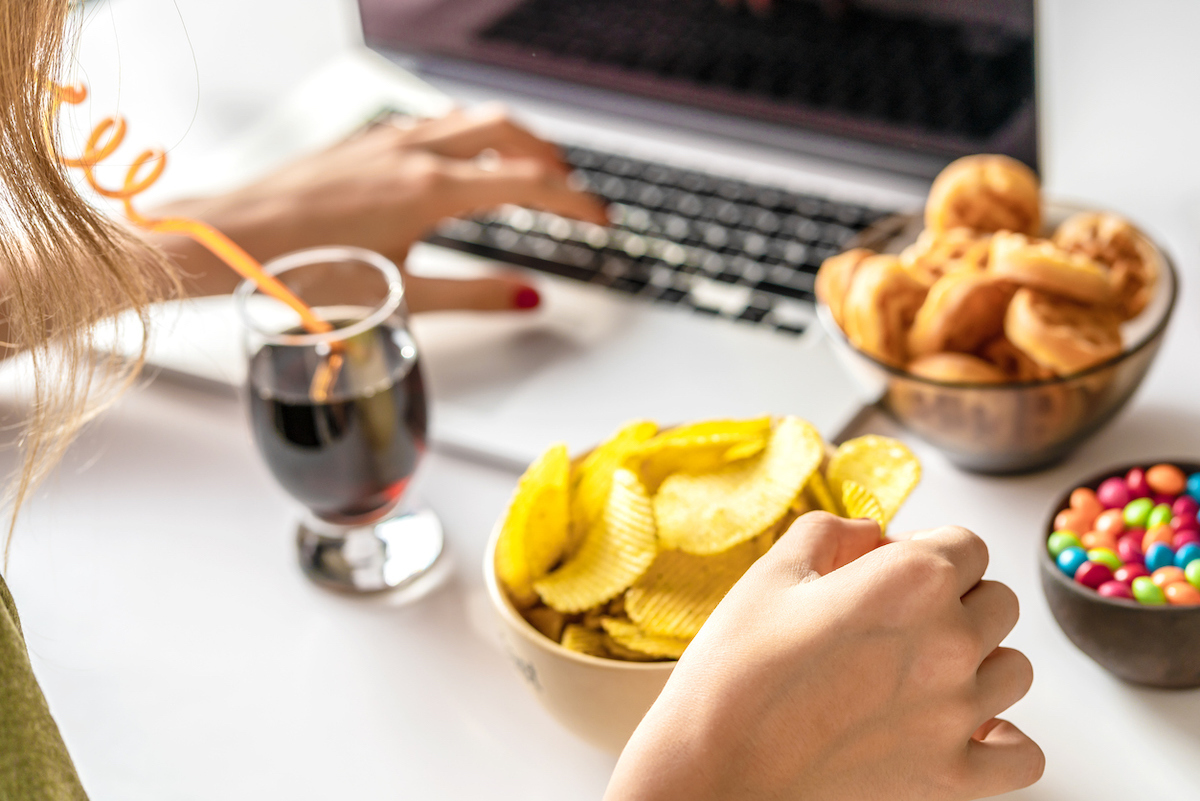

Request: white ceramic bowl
left=483, top=522, right=675, bottom=753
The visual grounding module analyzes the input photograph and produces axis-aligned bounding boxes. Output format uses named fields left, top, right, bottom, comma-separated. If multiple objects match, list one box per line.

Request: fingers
left=974, top=647, right=1034, bottom=729
left=400, top=107, right=567, bottom=173
left=965, top=718, right=1046, bottom=797
left=767, top=512, right=882, bottom=584
left=403, top=273, right=540, bottom=314
left=908, top=525, right=989, bottom=597
left=961, top=580, right=1020, bottom=657
left=434, top=157, right=609, bottom=225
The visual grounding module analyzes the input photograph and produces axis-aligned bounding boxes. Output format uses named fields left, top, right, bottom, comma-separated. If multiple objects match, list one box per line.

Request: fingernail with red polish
left=514, top=286, right=541, bottom=310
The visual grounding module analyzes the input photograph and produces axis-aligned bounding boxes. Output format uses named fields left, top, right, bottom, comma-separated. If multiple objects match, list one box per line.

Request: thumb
left=762, top=512, right=881, bottom=585
left=403, top=273, right=541, bottom=313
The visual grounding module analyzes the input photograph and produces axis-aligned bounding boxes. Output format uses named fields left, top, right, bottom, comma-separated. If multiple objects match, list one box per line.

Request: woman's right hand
left=606, top=513, right=1044, bottom=801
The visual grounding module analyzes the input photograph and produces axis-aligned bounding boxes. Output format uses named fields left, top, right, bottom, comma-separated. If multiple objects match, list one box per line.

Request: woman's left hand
left=150, top=107, right=608, bottom=312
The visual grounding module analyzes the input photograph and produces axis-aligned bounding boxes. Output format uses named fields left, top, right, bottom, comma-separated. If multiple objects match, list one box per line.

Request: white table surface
left=7, top=0, right=1200, bottom=798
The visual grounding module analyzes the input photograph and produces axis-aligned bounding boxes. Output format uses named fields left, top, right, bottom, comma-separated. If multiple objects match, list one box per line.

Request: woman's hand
left=150, top=107, right=608, bottom=312
left=607, top=513, right=1044, bottom=801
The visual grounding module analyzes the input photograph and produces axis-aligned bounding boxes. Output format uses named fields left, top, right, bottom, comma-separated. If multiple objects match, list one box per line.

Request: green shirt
left=0, top=574, right=88, bottom=799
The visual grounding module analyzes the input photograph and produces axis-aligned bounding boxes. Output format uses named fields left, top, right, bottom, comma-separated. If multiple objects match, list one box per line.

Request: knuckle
left=409, top=155, right=447, bottom=191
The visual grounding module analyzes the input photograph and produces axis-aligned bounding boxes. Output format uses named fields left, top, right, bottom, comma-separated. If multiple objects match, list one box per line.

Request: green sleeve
left=0, top=575, right=89, bottom=800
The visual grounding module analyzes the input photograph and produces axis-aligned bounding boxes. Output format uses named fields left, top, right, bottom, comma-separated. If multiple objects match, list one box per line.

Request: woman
left=0, top=2, right=1043, bottom=798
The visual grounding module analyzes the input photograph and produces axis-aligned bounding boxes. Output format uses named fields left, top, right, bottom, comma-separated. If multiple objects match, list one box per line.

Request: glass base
left=296, top=507, right=444, bottom=594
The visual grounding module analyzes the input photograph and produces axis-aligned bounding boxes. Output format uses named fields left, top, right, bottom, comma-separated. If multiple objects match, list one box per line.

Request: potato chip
left=841, top=480, right=886, bottom=533
left=827, top=435, right=921, bottom=525
left=571, top=420, right=658, bottom=551
left=524, top=606, right=567, bottom=642
left=629, top=417, right=772, bottom=492
left=534, top=468, right=658, bottom=613
left=655, top=417, right=824, bottom=555
left=560, top=624, right=608, bottom=657
left=601, top=636, right=667, bottom=662
left=601, top=618, right=690, bottom=660
left=626, top=539, right=761, bottom=639
left=494, top=444, right=571, bottom=607
left=804, top=471, right=842, bottom=515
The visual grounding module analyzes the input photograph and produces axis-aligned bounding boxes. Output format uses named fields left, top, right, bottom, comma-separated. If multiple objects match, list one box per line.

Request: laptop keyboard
left=427, top=144, right=891, bottom=336
left=479, top=0, right=1034, bottom=141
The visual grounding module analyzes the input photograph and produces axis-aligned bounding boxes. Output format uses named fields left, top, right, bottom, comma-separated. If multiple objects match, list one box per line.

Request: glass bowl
left=818, top=206, right=1179, bottom=474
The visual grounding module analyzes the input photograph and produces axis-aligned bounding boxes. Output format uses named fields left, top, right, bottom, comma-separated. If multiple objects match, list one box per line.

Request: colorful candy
left=1146, top=503, right=1173, bottom=529
left=1171, top=494, right=1198, bottom=520
left=1081, top=530, right=1118, bottom=551
left=1165, top=582, right=1200, bottom=605
left=1175, top=542, right=1200, bottom=569
left=1151, top=566, right=1187, bottom=588
left=1047, top=531, right=1082, bottom=559
left=1173, top=531, right=1200, bottom=550
left=1087, top=548, right=1123, bottom=572
left=1116, top=536, right=1144, bottom=566
left=1142, top=525, right=1173, bottom=552
left=1097, top=580, right=1134, bottom=600
left=1057, top=546, right=1088, bottom=578
left=1050, top=464, right=1200, bottom=606
left=1145, top=542, right=1175, bottom=573
left=1115, top=563, right=1150, bottom=585
left=1186, top=559, right=1200, bottom=590
left=1126, top=468, right=1152, bottom=500
left=1123, top=497, right=1153, bottom=528
left=1131, top=576, right=1167, bottom=605
left=1097, top=477, right=1132, bottom=509
left=1093, top=508, right=1126, bottom=537
left=1074, top=561, right=1113, bottom=589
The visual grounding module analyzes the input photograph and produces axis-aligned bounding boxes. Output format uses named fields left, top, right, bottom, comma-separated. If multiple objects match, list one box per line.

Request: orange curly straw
left=52, top=83, right=333, bottom=336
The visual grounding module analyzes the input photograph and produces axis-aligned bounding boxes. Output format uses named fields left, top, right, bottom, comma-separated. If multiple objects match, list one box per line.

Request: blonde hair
left=1, top=0, right=178, bottom=556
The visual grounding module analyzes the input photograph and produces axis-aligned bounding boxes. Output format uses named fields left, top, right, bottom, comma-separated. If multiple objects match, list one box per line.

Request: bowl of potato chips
left=816, top=154, right=1178, bottom=474
left=485, top=417, right=921, bottom=752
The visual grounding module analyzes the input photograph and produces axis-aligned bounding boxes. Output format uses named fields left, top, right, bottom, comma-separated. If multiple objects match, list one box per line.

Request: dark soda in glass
left=247, top=322, right=426, bottom=521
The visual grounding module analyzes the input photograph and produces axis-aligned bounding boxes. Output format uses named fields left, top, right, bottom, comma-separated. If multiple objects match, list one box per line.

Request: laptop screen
left=359, top=0, right=1037, bottom=174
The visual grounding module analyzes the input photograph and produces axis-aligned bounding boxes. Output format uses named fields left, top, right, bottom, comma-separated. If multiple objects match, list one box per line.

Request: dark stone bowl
left=1039, top=461, right=1200, bottom=689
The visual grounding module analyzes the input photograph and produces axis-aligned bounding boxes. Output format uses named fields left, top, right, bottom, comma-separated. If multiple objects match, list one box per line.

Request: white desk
left=8, top=0, right=1200, bottom=798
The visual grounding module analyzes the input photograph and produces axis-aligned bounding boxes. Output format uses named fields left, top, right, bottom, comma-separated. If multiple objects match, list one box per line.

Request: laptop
left=141, top=0, right=1038, bottom=467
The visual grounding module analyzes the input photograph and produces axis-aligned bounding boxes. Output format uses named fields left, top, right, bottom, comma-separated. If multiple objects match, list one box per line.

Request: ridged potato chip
left=804, top=471, right=842, bottom=515
left=560, top=624, right=608, bottom=657
left=601, top=618, right=690, bottom=660
left=571, top=420, right=658, bottom=550
left=827, top=436, right=921, bottom=526
left=628, top=417, right=771, bottom=492
left=534, top=468, right=658, bottom=613
left=626, top=539, right=761, bottom=639
left=841, top=480, right=886, bottom=533
left=495, top=443, right=571, bottom=607
left=655, top=417, right=823, bottom=555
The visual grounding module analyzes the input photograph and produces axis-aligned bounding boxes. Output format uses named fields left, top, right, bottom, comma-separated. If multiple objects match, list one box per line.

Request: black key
left=611, top=276, right=650, bottom=294
left=748, top=209, right=781, bottom=234
left=598, top=175, right=628, bottom=201
left=635, top=183, right=667, bottom=209
left=604, top=156, right=641, bottom=177
left=775, top=323, right=806, bottom=336
left=738, top=305, right=771, bottom=323
left=754, top=280, right=815, bottom=302
left=654, top=287, right=689, bottom=304
left=714, top=200, right=743, bottom=226
left=672, top=192, right=705, bottom=217
left=715, top=180, right=750, bottom=202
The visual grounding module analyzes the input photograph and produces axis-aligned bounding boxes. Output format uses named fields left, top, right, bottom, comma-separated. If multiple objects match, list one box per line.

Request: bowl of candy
left=1039, top=461, right=1200, bottom=688
left=816, top=155, right=1178, bottom=474
left=484, top=417, right=921, bottom=751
